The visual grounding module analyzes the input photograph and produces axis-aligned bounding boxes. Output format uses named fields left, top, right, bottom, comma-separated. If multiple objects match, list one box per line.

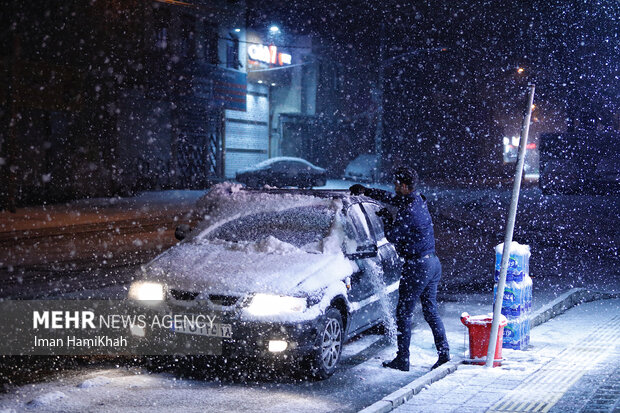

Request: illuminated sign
left=248, top=44, right=292, bottom=66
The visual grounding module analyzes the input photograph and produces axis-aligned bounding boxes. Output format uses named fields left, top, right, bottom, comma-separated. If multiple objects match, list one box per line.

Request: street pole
left=485, top=84, right=535, bottom=368
left=373, top=23, right=384, bottom=183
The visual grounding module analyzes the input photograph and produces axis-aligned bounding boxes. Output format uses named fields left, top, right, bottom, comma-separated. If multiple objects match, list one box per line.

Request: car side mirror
left=174, top=224, right=192, bottom=241
left=346, top=244, right=378, bottom=260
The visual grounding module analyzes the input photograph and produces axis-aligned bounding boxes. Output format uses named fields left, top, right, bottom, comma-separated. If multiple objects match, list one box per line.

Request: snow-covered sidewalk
left=360, top=297, right=620, bottom=413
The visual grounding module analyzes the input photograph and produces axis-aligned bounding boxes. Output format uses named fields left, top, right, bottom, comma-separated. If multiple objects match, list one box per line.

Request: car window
left=360, top=202, right=385, bottom=242
left=271, top=161, right=293, bottom=172
left=344, top=204, right=372, bottom=244
left=286, top=161, right=303, bottom=172
left=204, top=205, right=335, bottom=248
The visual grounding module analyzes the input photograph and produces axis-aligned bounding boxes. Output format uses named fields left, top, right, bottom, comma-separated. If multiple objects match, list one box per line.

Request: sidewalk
left=360, top=295, right=620, bottom=413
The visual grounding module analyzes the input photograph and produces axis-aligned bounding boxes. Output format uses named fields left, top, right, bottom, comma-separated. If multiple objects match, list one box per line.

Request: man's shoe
left=382, top=358, right=409, bottom=371
left=431, top=353, right=450, bottom=370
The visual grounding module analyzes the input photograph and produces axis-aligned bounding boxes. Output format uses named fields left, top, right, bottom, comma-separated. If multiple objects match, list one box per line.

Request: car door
left=289, top=160, right=315, bottom=187
left=343, top=203, right=384, bottom=334
left=286, top=161, right=307, bottom=186
left=360, top=202, right=401, bottom=288
left=268, top=161, right=291, bottom=186
left=360, top=202, right=401, bottom=313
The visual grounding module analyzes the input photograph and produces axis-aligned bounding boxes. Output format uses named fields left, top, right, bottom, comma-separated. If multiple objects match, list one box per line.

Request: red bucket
left=461, top=312, right=508, bottom=367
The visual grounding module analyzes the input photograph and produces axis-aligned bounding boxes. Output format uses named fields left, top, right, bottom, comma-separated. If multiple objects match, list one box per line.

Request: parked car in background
left=235, top=157, right=327, bottom=188
left=128, top=183, right=400, bottom=379
left=344, top=154, right=378, bottom=182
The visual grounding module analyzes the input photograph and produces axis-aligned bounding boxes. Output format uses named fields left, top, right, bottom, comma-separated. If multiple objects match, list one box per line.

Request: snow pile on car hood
left=144, top=239, right=353, bottom=296
left=210, top=236, right=301, bottom=255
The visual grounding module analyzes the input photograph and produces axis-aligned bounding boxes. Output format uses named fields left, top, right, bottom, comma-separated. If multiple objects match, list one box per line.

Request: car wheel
left=306, top=307, right=343, bottom=380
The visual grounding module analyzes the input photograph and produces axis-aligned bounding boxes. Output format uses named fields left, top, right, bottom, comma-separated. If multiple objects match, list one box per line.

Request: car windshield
left=204, top=205, right=335, bottom=248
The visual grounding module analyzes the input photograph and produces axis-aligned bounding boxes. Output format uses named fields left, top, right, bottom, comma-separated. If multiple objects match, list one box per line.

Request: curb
left=358, top=358, right=461, bottom=413
left=358, top=287, right=619, bottom=413
left=530, top=287, right=620, bottom=328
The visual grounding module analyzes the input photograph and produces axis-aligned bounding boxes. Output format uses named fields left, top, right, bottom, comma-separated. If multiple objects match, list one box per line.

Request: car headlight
left=128, top=281, right=165, bottom=301
left=246, top=294, right=307, bottom=316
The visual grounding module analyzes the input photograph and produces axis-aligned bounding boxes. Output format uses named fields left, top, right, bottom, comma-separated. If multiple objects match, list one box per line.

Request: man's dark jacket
left=364, top=188, right=436, bottom=260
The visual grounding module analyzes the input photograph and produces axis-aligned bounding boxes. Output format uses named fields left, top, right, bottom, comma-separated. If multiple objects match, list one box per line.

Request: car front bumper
left=127, top=305, right=322, bottom=359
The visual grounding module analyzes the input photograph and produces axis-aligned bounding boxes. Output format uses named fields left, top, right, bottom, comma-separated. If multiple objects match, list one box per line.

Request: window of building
left=226, top=33, right=242, bottom=69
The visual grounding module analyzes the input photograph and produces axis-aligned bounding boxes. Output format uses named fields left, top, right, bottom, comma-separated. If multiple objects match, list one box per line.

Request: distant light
left=531, top=104, right=536, bottom=111
left=526, top=143, right=537, bottom=150
left=503, top=137, right=510, bottom=146
left=258, top=80, right=263, bottom=84
left=234, top=28, right=241, bottom=33
left=511, top=136, right=520, bottom=146
left=270, top=82, right=276, bottom=86
left=517, top=67, right=525, bottom=74
left=269, top=25, right=280, bottom=33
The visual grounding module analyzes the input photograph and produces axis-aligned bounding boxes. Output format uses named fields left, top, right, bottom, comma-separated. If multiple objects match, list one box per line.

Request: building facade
left=0, top=0, right=329, bottom=208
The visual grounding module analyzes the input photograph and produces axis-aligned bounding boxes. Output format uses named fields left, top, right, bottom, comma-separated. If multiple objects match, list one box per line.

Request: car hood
left=142, top=240, right=355, bottom=296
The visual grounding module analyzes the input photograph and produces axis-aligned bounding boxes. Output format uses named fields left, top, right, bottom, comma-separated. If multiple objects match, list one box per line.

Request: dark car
left=235, top=157, right=327, bottom=188
left=343, top=154, right=378, bottom=182
left=128, top=183, right=400, bottom=379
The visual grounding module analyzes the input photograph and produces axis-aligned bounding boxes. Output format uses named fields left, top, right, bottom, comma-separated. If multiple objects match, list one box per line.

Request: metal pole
left=485, top=84, right=535, bottom=368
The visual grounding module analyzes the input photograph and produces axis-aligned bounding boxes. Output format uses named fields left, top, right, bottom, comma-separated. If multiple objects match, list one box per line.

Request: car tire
left=306, top=307, right=344, bottom=380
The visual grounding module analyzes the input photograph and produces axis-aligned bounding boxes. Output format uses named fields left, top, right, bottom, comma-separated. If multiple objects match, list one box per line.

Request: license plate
left=171, top=315, right=233, bottom=338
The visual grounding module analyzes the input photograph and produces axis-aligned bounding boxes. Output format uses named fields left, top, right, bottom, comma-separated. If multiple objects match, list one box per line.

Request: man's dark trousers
left=395, top=254, right=449, bottom=361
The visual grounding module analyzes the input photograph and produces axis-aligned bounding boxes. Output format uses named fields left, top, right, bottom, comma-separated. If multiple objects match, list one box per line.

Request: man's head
left=393, top=166, right=418, bottom=195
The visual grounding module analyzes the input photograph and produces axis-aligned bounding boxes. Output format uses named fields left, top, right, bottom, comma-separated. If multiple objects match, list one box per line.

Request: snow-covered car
left=128, top=183, right=400, bottom=379
left=235, top=157, right=327, bottom=188
left=344, top=154, right=378, bottom=182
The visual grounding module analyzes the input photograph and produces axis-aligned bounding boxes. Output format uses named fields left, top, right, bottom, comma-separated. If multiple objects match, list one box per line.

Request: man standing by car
left=350, top=166, right=450, bottom=371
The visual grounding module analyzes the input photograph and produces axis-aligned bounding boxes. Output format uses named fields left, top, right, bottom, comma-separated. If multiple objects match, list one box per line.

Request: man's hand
left=349, top=184, right=367, bottom=195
